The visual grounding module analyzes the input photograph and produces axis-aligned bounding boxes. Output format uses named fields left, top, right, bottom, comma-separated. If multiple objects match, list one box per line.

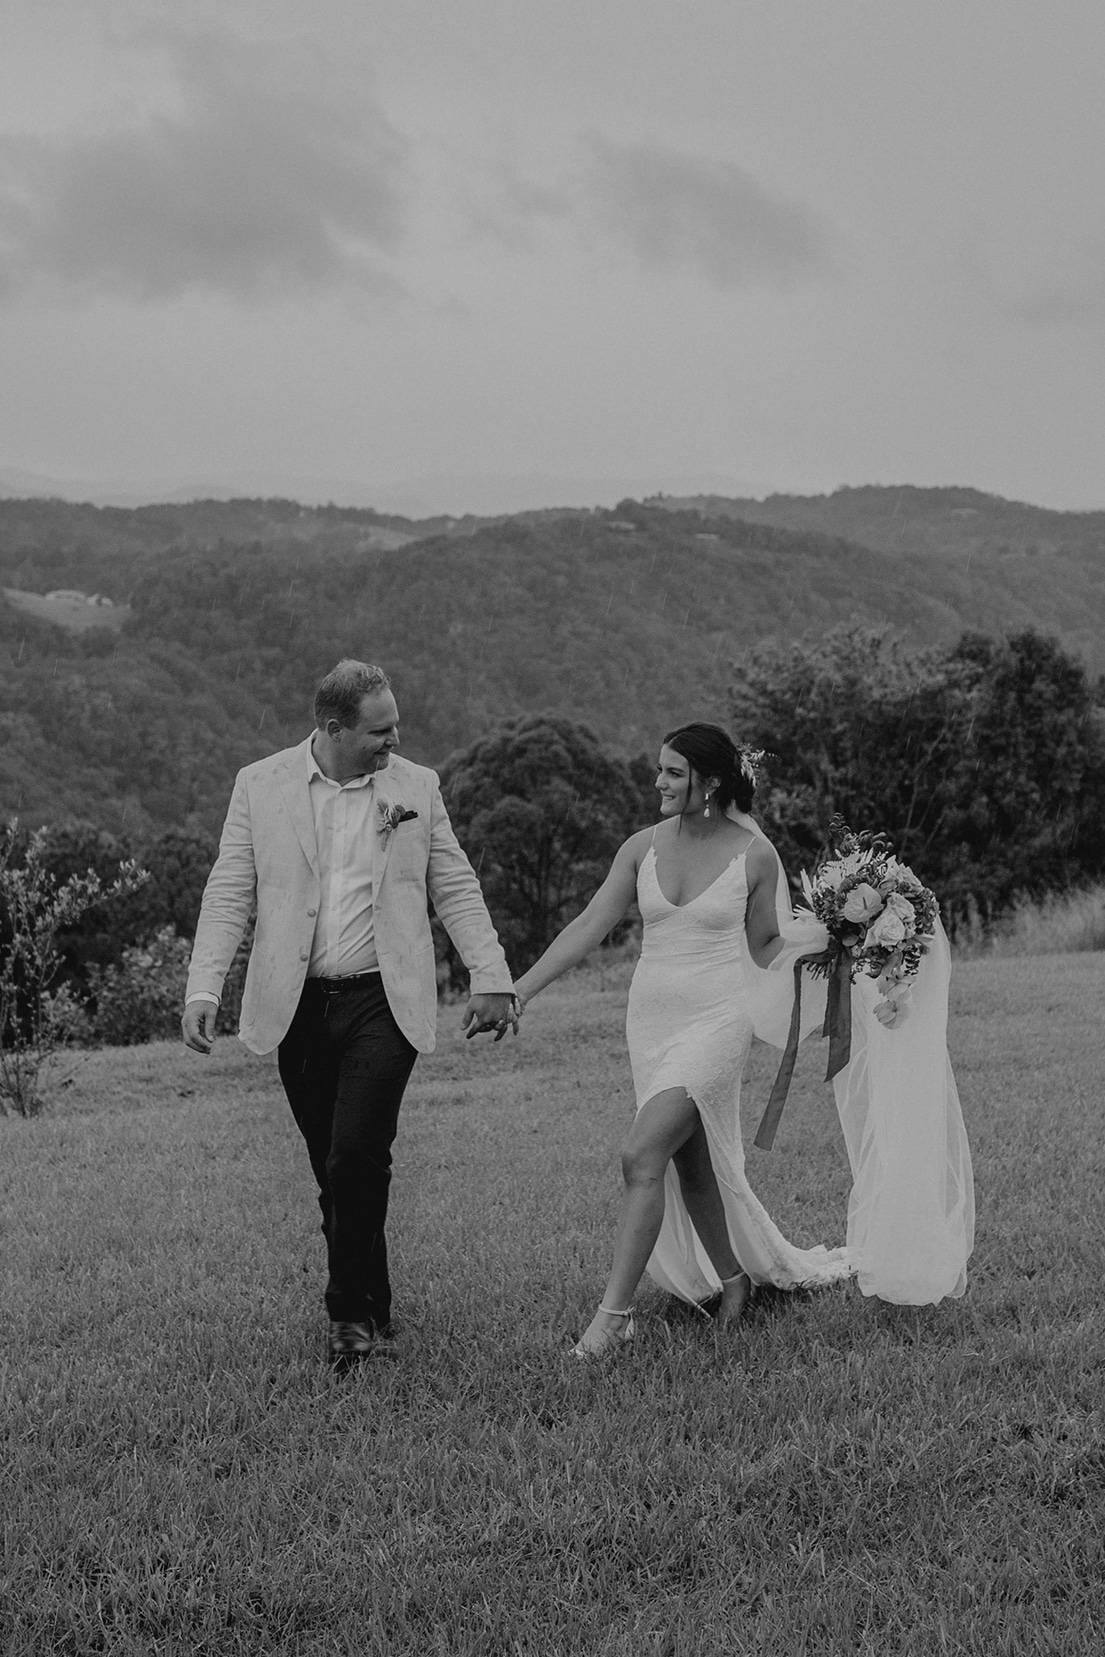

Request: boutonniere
left=377, top=799, right=419, bottom=838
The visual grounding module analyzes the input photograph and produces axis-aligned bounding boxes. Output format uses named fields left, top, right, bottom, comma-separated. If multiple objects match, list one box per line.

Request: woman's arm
left=513, top=832, right=646, bottom=1005
left=744, top=839, right=786, bottom=967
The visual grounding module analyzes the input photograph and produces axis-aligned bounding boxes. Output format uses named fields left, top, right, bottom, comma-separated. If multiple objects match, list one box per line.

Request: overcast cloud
left=0, top=35, right=832, bottom=306
left=580, top=137, right=833, bottom=288
left=0, top=32, right=409, bottom=301
left=1012, top=243, right=1105, bottom=330
left=0, top=1, right=1102, bottom=511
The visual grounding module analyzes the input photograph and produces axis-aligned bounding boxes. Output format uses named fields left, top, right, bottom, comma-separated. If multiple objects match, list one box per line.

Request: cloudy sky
left=1, top=0, right=1103, bottom=514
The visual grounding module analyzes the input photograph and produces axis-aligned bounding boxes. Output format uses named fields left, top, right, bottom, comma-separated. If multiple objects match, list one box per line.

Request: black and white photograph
left=2, top=3, right=1103, bottom=1653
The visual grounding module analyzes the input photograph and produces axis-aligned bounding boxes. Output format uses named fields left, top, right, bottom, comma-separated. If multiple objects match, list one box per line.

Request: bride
left=512, top=721, right=973, bottom=1357
left=513, top=722, right=856, bottom=1356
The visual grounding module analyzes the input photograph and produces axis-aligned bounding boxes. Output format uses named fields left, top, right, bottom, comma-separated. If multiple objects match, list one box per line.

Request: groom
left=181, top=659, right=516, bottom=1361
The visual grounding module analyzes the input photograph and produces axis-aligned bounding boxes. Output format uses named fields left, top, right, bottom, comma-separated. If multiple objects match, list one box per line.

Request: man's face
left=331, top=688, right=400, bottom=777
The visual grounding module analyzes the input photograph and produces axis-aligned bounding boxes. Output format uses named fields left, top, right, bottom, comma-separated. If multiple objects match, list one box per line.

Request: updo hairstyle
left=662, top=722, right=755, bottom=815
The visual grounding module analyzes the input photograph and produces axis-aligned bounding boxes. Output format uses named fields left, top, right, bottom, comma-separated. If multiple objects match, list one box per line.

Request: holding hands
left=461, top=991, right=523, bottom=1041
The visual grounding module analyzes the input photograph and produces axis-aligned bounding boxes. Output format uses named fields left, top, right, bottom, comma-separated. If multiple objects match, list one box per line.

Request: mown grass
left=3, top=954, right=1104, bottom=1655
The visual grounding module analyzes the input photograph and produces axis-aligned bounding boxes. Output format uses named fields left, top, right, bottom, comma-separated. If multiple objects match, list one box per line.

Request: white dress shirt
left=305, top=740, right=381, bottom=978
left=189, top=740, right=383, bottom=1007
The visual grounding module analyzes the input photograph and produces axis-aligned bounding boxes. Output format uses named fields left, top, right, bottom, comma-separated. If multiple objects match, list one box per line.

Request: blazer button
left=299, top=950, right=309, bottom=961
left=307, top=908, right=317, bottom=918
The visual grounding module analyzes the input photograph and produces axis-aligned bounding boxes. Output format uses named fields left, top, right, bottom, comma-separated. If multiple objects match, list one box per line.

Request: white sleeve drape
left=735, top=817, right=974, bottom=1305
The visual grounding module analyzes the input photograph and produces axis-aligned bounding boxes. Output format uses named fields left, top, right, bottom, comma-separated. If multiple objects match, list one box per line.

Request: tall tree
left=728, top=625, right=1105, bottom=927
left=939, top=630, right=1105, bottom=918
left=729, top=625, right=966, bottom=875
left=439, top=715, right=639, bottom=971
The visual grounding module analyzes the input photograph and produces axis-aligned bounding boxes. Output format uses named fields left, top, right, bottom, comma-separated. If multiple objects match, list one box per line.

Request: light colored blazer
left=185, top=740, right=513, bottom=1055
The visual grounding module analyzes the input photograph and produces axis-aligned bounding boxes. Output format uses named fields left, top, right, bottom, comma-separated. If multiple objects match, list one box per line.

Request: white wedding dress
left=627, top=839, right=853, bottom=1304
left=629, top=828, right=974, bottom=1308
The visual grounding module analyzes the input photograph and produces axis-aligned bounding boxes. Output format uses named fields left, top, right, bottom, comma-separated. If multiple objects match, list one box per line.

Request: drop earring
left=704, top=791, right=712, bottom=819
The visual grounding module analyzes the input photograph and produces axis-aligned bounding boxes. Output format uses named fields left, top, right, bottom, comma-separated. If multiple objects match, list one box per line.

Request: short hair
left=662, top=721, right=755, bottom=815
left=313, top=660, right=391, bottom=728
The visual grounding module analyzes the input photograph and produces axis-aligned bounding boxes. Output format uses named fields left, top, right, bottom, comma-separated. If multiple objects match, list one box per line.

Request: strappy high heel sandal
left=571, top=1304, right=635, bottom=1359
left=716, top=1270, right=753, bottom=1327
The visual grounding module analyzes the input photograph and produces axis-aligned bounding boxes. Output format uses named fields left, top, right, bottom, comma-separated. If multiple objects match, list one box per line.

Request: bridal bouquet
left=755, top=816, right=941, bottom=1151
left=800, top=815, right=939, bottom=1021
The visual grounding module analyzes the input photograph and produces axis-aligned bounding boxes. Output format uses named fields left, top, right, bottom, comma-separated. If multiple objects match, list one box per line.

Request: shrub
left=84, top=926, right=193, bottom=1046
left=956, top=883, right=1105, bottom=959
left=0, top=820, right=147, bottom=1114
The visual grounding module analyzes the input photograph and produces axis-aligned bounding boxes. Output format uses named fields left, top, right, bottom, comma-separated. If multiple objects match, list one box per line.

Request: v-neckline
left=648, top=843, right=747, bottom=911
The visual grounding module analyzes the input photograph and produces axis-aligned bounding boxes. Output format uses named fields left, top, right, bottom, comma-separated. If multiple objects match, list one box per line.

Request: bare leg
left=673, top=1120, right=751, bottom=1326
left=576, top=1088, right=699, bottom=1354
left=672, top=1120, right=742, bottom=1279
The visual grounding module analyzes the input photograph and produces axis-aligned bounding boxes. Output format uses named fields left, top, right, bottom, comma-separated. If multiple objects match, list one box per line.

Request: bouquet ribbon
left=754, top=945, right=853, bottom=1151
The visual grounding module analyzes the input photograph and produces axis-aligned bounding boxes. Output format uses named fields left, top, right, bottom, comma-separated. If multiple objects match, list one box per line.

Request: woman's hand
left=873, top=985, right=912, bottom=1028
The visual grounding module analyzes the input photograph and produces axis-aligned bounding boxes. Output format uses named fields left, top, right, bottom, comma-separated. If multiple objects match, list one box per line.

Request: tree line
left=438, top=625, right=1105, bottom=974
left=3, top=624, right=1103, bottom=1109
left=7, top=487, right=1105, bottom=845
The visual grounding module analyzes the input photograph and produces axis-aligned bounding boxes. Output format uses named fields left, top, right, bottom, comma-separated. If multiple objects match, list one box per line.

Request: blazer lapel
left=372, top=758, right=416, bottom=890
left=276, top=740, right=319, bottom=873
left=372, top=783, right=396, bottom=888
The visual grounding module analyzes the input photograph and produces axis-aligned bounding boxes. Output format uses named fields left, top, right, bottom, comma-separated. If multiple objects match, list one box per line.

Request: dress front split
left=626, top=843, right=852, bottom=1305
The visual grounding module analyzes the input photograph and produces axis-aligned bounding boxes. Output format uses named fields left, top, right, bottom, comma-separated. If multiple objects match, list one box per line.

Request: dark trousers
left=277, top=974, right=418, bottom=1327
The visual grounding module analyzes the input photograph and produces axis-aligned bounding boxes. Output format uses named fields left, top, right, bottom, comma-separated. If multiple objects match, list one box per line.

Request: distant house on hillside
left=45, top=589, right=115, bottom=606
left=607, top=519, right=638, bottom=533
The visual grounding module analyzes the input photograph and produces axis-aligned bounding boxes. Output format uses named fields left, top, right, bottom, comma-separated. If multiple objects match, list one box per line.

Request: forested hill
left=654, top=484, right=1105, bottom=667
left=1, top=488, right=1103, bottom=839
left=655, top=482, right=1105, bottom=558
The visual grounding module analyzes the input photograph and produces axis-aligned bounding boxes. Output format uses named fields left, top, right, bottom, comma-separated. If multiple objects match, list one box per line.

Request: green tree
left=439, top=715, right=639, bottom=973
left=0, top=821, right=147, bottom=1115
left=84, top=926, right=193, bottom=1047
left=728, top=625, right=966, bottom=878
left=939, top=630, right=1105, bottom=919
left=729, top=625, right=1105, bottom=928
left=626, top=751, right=663, bottom=831
left=25, top=821, right=133, bottom=992
left=134, top=826, right=219, bottom=937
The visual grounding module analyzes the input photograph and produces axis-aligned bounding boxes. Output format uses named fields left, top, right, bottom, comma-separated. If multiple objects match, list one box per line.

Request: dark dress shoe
left=328, top=1319, right=397, bottom=1362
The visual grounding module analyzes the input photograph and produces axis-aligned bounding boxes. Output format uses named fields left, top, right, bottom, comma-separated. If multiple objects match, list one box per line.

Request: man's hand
left=461, top=992, right=519, bottom=1042
left=181, top=1000, right=218, bottom=1054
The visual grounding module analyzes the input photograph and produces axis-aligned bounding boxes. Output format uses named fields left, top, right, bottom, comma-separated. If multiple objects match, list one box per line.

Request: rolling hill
left=0, top=487, right=1102, bottom=839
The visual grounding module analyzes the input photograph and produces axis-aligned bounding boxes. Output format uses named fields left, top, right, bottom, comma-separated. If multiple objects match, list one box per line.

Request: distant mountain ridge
left=0, top=485, right=1102, bottom=837
left=655, top=483, right=1105, bottom=559
left=0, top=465, right=762, bottom=516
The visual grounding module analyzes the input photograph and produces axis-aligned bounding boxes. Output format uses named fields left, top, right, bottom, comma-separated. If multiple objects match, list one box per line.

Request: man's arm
left=182, top=770, right=258, bottom=1049
left=421, top=775, right=517, bottom=1038
left=424, top=777, right=513, bottom=994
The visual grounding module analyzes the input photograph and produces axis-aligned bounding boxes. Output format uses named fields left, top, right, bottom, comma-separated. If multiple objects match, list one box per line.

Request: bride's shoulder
left=744, top=836, right=780, bottom=880
left=623, top=824, right=657, bottom=862
left=721, top=818, right=757, bottom=853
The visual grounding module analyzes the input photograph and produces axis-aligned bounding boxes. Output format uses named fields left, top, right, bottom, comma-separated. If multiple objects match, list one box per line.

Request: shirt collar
left=306, top=732, right=377, bottom=791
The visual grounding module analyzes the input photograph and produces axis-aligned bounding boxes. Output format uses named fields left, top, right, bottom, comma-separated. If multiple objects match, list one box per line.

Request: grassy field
left=3, top=953, right=1104, bottom=1655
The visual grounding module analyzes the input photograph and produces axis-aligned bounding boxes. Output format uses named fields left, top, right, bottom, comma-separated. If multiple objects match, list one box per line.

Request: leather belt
left=307, top=971, right=381, bottom=992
